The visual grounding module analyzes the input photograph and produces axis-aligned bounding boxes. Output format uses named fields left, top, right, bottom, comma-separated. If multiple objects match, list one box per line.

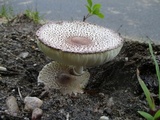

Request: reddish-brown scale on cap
left=66, top=36, right=92, bottom=46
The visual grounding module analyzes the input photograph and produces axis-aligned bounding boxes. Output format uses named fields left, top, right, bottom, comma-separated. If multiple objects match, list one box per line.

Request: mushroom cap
left=36, top=21, right=123, bottom=67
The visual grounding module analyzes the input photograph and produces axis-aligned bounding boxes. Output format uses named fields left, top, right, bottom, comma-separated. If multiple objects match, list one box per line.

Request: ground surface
left=0, top=15, right=160, bottom=120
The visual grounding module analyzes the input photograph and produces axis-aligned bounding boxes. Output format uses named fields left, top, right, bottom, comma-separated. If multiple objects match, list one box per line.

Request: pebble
left=24, top=96, right=43, bottom=111
left=18, top=52, right=29, bottom=58
left=0, top=115, right=5, bottom=119
left=125, top=57, right=128, bottom=62
left=98, top=93, right=105, bottom=98
left=33, top=64, right=37, bottom=66
left=12, top=89, right=16, bottom=92
left=0, top=66, right=7, bottom=71
left=104, top=107, right=112, bottom=115
left=6, top=96, right=19, bottom=116
left=32, top=108, right=43, bottom=120
left=99, top=116, right=109, bottom=120
left=107, top=97, right=114, bottom=108
left=24, top=117, right=30, bottom=120
left=124, top=90, right=128, bottom=93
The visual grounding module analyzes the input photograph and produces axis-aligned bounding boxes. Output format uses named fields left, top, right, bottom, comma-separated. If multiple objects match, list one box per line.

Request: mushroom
left=36, top=21, right=123, bottom=94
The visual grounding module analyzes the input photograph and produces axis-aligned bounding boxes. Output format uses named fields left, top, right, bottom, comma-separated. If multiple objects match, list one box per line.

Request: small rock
left=107, top=97, right=114, bottom=108
left=0, top=66, right=7, bottom=71
left=125, top=57, right=128, bottom=62
left=6, top=96, right=19, bottom=116
left=12, top=89, right=16, bottom=92
left=103, top=107, right=112, bottom=115
left=124, top=89, right=128, bottom=93
left=0, top=115, right=5, bottom=119
left=98, top=93, right=105, bottom=98
left=18, top=52, right=29, bottom=58
left=24, top=117, right=30, bottom=120
left=0, top=17, right=8, bottom=24
left=154, top=51, right=157, bottom=55
left=35, top=47, right=39, bottom=51
left=24, top=97, right=43, bottom=111
left=99, top=116, right=109, bottom=120
left=33, top=64, right=37, bottom=66
left=32, top=108, right=43, bottom=120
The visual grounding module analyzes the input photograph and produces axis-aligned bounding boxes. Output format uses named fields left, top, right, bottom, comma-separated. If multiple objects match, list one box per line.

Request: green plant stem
left=83, top=13, right=92, bottom=22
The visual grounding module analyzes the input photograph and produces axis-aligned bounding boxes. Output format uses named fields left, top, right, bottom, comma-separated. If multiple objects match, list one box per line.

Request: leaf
left=148, top=41, right=160, bottom=99
left=87, top=0, right=92, bottom=7
left=86, top=5, right=92, bottom=13
left=93, top=4, right=101, bottom=10
left=154, top=110, right=160, bottom=119
left=138, top=111, right=154, bottom=120
left=97, top=13, right=104, bottom=18
left=137, top=69, right=155, bottom=110
left=93, top=8, right=100, bottom=15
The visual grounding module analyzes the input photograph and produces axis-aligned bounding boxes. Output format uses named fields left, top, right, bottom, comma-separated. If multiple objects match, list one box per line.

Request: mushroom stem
left=73, top=66, right=84, bottom=76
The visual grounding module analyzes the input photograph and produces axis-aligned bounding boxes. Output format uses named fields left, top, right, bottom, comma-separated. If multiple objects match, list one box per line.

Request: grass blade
left=137, top=69, right=155, bottom=110
left=138, top=111, right=154, bottom=120
left=148, top=41, right=160, bottom=99
left=153, top=109, right=160, bottom=119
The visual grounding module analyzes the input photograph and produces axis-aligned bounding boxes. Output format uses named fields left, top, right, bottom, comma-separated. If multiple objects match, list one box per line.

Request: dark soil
left=0, top=15, right=160, bottom=120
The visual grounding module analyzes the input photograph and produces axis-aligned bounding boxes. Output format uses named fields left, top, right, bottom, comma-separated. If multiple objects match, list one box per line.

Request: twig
left=116, top=24, right=123, bottom=33
left=17, top=86, right=23, bottom=101
left=0, top=69, right=19, bottom=76
left=8, top=52, right=24, bottom=62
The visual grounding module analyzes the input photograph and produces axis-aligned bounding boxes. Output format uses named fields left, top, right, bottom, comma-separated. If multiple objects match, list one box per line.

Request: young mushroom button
left=36, top=21, right=123, bottom=95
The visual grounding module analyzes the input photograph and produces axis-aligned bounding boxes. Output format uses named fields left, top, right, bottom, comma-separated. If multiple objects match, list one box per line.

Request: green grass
left=24, top=9, right=41, bottom=23
left=137, top=41, right=160, bottom=120
left=148, top=42, right=160, bottom=100
left=0, top=4, right=14, bottom=19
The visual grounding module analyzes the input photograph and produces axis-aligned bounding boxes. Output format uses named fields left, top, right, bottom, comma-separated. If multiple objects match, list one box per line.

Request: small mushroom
left=36, top=21, right=123, bottom=94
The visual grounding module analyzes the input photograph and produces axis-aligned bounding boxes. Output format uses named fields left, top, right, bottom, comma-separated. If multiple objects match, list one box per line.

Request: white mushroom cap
left=36, top=21, right=123, bottom=67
